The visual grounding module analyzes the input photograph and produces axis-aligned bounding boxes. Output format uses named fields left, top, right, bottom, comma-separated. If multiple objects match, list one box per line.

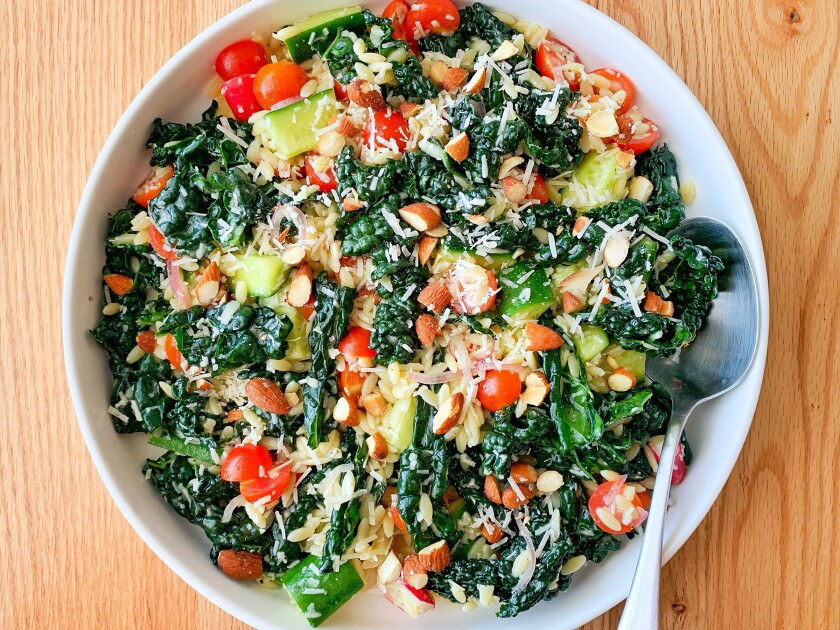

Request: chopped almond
left=103, top=273, right=133, bottom=296
left=398, top=202, right=441, bottom=232
left=315, top=130, right=345, bottom=157
left=432, top=392, right=464, bottom=434
left=607, top=367, right=636, bottom=392
left=484, top=475, right=502, bottom=504
left=342, top=196, right=364, bottom=212
left=417, top=236, right=437, bottom=265
left=362, top=392, right=388, bottom=417
left=491, top=40, right=518, bottom=61
left=417, top=282, right=451, bottom=313
left=442, top=67, right=468, bottom=91
left=659, top=300, right=675, bottom=317
left=346, top=78, right=386, bottom=110
left=280, top=246, right=307, bottom=266
left=510, top=462, right=538, bottom=484
left=366, top=431, right=388, bottom=459
left=418, top=540, right=451, bottom=572
left=466, top=214, right=490, bottom=225
left=246, top=378, right=290, bottom=415
left=330, top=114, right=361, bottom=138
left=502, top=484, right=534, bottom=509
left=217, top=549, right=263, bottom=580
left=388, top=503, right=409, bottom=534
left=398, top=101, right=422, bottom=118
left=572, top=216, right=590, bottom=236
left=445, top=132, right=470, bottom=162
left=603, top=234, right=630, bottom=268
left=562, top=291, right=584, bottom=314
left=334, top=396, right=360, bottom=427
left=501, top=176, right=528, bottom=204
left=481, top=521, right=504, bottom=543
left=643, top=291, right=664, bottom=313
left=429, top=60, right=448, bottom=85
left=415, top=314, right=441, bottom=347
left=464, top=67, right=487, bottom=93
left=521, top=371, right=550, bottom=406
left=286, top=264, right=313, bottom=307
left=524, top=323, right=564, bottom=351
left=402, top=555, right=428, bottom=589
left=195, top=262, right=221, bottom=306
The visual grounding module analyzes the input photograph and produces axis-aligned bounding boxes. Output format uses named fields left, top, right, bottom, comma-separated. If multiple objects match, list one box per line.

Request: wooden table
left=2, top=0, right=837, bottom=627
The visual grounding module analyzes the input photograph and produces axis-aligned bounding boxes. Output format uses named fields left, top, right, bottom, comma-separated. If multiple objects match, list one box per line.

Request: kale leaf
left=370, top=265, right=427, bottom=365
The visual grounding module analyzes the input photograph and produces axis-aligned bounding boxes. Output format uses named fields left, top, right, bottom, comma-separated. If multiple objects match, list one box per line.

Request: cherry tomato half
left=338, top=369, right=366, bottom=403
left=535, top=37, right=581, bottom=90
left=383, top=0, right=420, bottom=54
left=527, top=173, right=550, bottom=203
left=240, top=465, right=293, bottom=504
left=447, top=262, right=498, bottom=315
left=215, top=40, right=268, bottom=81
left=613, top=115, right=660, bottom=155
left=588, top=478, right=647, bottom=534
left=253, top=61, right=308, bottom=110
left=133, top=165, right=173, bottom=208
left=164, top=333, right=184, bottom=371
left=221, top=74, right=263, bottom=121
left=590, top=68, right=634, bottom=115
left=405, top=0, right=460, bottom=36
left=364, top=109, right=411, bottom=153
left=147, top=223, right=178, bottom=261
left=220, top=444, right=274, bottom=482
left=476, top=369, right=522, bottom=412
left=333, top=79, right=349, bottom=101
left=297, top=292, right=316, bottom=320
left=338, top=326, right=376, bottom=360
left=304, top=155, right=338, bottom=192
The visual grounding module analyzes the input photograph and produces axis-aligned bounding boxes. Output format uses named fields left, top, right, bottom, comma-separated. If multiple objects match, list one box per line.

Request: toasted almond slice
left=366, top=431, right=388, bottom=459
left=491, top=39, right=518, bottom=61
left=562, top=291, right=584, bottom=314
left=643, top=291, right=664, bottom=313
left=281, top=246, right=307, bottom=266
left=510, top=462, right=538, bottom=484
left=362, top=392, right=388, bottom=418
left=442, top=67, right=468, bottom=91
left=402, top=555, right=428, bottom=589
left=195, top=262, right=221, bottom=306
left=445, top=132, right=469, bottom=162
left=484, top=475, right=502, bottom=504
left=464, top=66, right=487, bottom=93
left=415, top=314, right=441, bottom=347
left=628, top=176, right=654, bottom=202
left=417, top=282, right=451, bottom=313
left=286, top=264, right=313, bottom=307
left=536, top=470, right=565, bottom=493
left=398, top=101, right=422, bottom=118
left=217, top=549, right=263, bottom=580
left=498, top=155, right=525, bottom=179
left=500, top=176, right=528, bottom=203
left=608, top=367, right=637, bottom=392
left=347, top=78, right=386, bottom=110
left=432, top=392, right=464, bottom=434
left=603, top=234, right=630, bottom=268
left=524, top=323, right=564, bottom=351
left=429, top=60, right=448, bottom=85
left=398, top=202, right=441, bottom=232
left=418, top=540, right=451, bottom=572
left=246, top=378, right=290, bottom=415
left=378, top=551, right=402, bottom=585
left=417, top=235, right=437, bottom=265
left=466, top=214, right=490, bottom=225
left=572, top=216, right=590, bottom=236
left=342, top=196, right=364, bottom=212
left=334, top=396, right=360, bottom=427
left=481, top=521, right=504, bottom=543
left=521, top=371, right=550, bottom=406
left=558, top=265, right=603, bottom=295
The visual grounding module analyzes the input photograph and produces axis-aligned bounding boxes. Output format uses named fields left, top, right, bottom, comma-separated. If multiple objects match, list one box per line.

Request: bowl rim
left=63, top=0, right=770, bottom=628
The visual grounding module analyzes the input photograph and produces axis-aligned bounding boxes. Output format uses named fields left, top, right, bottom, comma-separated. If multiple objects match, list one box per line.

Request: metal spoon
left=616, top=216, right=760, bottom=630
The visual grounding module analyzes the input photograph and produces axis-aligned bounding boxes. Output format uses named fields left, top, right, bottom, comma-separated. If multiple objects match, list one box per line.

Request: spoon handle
left=616, top=412, right=689, bottom=630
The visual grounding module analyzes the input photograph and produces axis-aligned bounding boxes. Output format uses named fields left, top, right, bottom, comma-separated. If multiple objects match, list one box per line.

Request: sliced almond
left=536, top=470, right=565, bottom=493
left=417, top=236, right=437, bottom=266
left=432, top=392, right=464, bottom=434
left=502, top=484, right=534, bottom=509
left=628, top=176, right=653, bottom=202
left=562, top=291, right=584, bottom=314
left=334, top=396, right=360, bottom=427
left=500, top=176, right=528, bottom=204
left=286, top=264, right=313, bottom=307
left=418, top=540, right=451, bottom=572
left=246, top=378, right=290, bottom=415
left=366, top=431, right=388, bottom=459
left=466, top=214, right=490, bottom=226
left=510, top=462, right=538, bottom=484
left=481, top=521, right=503, bottom=543
left=281, top=246, right=307, bottom=266
left=398, top=202, right=441, bottom=232
left=521, top=371, right=550, bottom=406
left=347, top=78, right=386, bottom=110
left=342, top=196, right=364, bottom=212
left=484, top=475, right=502, bottom=504
left=586, top=109, right=619, bottom=137
left=195, top=262, right=221, bottom=306
left=398, top=101, right=422, bottom=118
left=558, top=265, right=603, bottom=295
left=429, top=60, right=448, bottom=85
left=491, top=39, right=518, bottom=61
left=417, top=282, right=451, bottom=313
left=603, top=234, right=630, bottom=268
left=442, top=67, right=468, bottom=91
left=361, top=392, right=388, bottom=418
left=217, top=549, right=263, bottom=580
left=415, top=314, right=441, bottom=347
left=464, top=66, right=487, bottom=94
left=445, top=132, right=469, bottom=162
left=377, top=551, right=402, bottom=585
left=402, top=555, right=428, bottom=589
left=498, top=155, right=525, bottom=179
left=316, top=130, right=345, bottom=157
left=524, top=323, right=564, bottom=351
left=572, top=216, right=590, bottom=237
left=608, top=367, right=637, bottom=392
left=330, top=114, right=361, bottom=138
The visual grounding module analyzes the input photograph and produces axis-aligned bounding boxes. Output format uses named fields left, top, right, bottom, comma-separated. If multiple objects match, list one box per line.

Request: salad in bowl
left=90, top=0, right=723, bottom=625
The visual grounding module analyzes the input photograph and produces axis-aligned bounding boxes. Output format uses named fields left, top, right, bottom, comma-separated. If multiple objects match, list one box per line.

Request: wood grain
left=1, top=0, right=837, bottom=628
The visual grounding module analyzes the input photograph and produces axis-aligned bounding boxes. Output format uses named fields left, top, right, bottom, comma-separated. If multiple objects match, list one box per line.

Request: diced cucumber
left=379, top=397, right=416, bottom=452
left=497, top=263, right=555, bottom=320
left=551, top=261, right=586, bottom=288
left=276, top=7, right=365, bottom=63
left=230, top=254, right=290, bottom=298
left=609, top=347, right=646, bottom=381
left=572, top=324, right=610, bottom=362
left=568, top=150, right=629, bottom=211
left=264, top=89, right=337, bottom=159
left=281, top=555, right=364, bottom=627
left=148, top=433, right=220, bottom=463
left=437, top=240, right=516, bottom=271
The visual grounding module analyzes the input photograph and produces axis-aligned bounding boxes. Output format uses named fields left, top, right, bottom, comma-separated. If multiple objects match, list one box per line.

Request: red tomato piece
left=220, top=444, right=274, bottom=482
left=338, top=368, right=366, bottom=403
left=333, top=79, right=348, bottom=101
left=383, top=0, right=420, bottom=54
left=614, top=115, right=660, bottom=155
left=590, top=68, right=634, bottom=115
left=136, top=331, right=157, bottom=354
left=147, top=223, right=178, bottom=261
left=364, top=109, right=411, bottom=153
left=476, top=370, right=522, bottom=412
left=535, top=37, right=581, bottom=90
left=405, top=0, right=460, bottom=36
left=221, top=74, right=263, bottom=121
left=297, top=293, right=316, bottom=320
left=447, top=262, right=498, bottom=315
left=527, top=173, right=550, bottom=203
left=304, top=155, right=338, bottom=192
left=133, top=165, right=173, bottom=208
left=338, top=326, right=376, bottom=360
left=164, top=333, right=184, bottom=371
left=240, top=465, right=293, bottom=504
left=215, top=40, right=268, bottom=81
left=253, top=61, right=308, bottom=110
left=588, top=478, right=648, bottom=534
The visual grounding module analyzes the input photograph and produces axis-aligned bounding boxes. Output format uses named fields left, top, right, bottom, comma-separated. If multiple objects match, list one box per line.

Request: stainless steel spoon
left=616, top=216, right=760, bottom=630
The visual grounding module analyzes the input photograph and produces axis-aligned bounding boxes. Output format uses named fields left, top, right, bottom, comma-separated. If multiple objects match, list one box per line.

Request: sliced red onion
left=166, top=259, right=192, bottom=308
left=473, top=359, right=529, bottom=378
left=407, top=370, right=462, bottom=385
left=270, top=95, right=303, bottom=111
left=512, top=513, right=537, bottom=595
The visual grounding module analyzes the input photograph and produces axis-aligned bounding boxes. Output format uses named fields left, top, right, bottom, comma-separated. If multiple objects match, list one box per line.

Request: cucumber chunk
left=609, top=347, right=646, bottom=381
left=281, top=555, right=364, bottom=627
left=437, top=240, right=515, bottom=271
left=568, top=150, right=629, bottom=211
left=276, top=7, right=365, bottom=63
left=230, top=254, right=289, bottom=298
left=572, top=324, right=610, bottom=362
left=497, top=263, right=554, bottom=320
left=379, top=397, right=416, bottom=452
left=264, top=89, right=337, bottom=159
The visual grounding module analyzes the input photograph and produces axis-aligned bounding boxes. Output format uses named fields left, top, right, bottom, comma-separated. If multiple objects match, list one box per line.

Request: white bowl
left=63, top=1, right=770, bottom=628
